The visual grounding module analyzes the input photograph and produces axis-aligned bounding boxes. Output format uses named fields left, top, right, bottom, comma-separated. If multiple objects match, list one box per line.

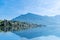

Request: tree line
left=0, top=20, right=46, bottom=32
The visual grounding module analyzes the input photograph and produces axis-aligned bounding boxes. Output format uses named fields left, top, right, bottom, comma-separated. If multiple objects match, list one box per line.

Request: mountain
left=12, top=13, right=60, bottom=39
left=12, top=13, right=60, bottom=25
left=12, top=13, right=41, bottom=23
left=13, top=13, right=47, bottom=25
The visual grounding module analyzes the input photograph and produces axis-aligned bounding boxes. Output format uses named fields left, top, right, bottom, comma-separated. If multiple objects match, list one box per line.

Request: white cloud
left=40, top=0, right=60, bottom=16
left=25, top=0, right=60, bottom=16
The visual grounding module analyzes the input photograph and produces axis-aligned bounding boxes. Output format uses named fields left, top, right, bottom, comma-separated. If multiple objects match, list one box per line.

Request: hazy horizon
left=0, top=0, right=60, bottom=20
left=0, top=12, right=60, bottom=20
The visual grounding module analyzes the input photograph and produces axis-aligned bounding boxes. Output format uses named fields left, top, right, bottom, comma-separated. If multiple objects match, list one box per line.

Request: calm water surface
left=0, top=25, right=60, bottom=40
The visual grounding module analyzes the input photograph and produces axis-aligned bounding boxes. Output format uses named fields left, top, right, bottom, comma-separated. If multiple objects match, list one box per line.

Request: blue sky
left=0, top=0, right=60, bottom=20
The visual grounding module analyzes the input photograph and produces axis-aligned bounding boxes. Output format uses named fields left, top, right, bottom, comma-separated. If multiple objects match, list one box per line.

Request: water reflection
left=14, top=25, right=60, bottom=39
left=0, top=32, right=20, bottom=40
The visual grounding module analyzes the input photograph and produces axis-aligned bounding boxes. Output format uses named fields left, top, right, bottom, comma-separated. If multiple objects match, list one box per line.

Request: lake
left=0, top=32, right=20, bottom=40
left=14, top=25, right=60, bottom=39
left=0, top=25, right=60, bottom=40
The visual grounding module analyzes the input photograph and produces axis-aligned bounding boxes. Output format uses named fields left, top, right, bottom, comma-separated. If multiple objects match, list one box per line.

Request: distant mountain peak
left=20, top=13, right=36, bottom=16
left=25, top=13, right=36, bottom=15
left=26, top=13, right=33, bottom=15
left=25, top=13, right=42, bottom=17
left=12, top=13, right=43, bottom=24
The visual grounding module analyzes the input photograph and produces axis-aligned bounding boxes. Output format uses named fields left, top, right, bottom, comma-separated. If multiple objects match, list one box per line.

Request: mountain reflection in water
left=14, top=25, right=60, bottom=39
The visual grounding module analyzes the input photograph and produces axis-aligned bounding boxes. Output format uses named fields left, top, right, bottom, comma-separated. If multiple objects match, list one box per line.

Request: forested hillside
left=0, top=20, right=45, bottom=32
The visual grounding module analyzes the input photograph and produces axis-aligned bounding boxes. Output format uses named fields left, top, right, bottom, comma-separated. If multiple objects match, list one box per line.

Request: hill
left=13, top=13, right=60, bottom=25
left=0, top=20, right=45, bottom=32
